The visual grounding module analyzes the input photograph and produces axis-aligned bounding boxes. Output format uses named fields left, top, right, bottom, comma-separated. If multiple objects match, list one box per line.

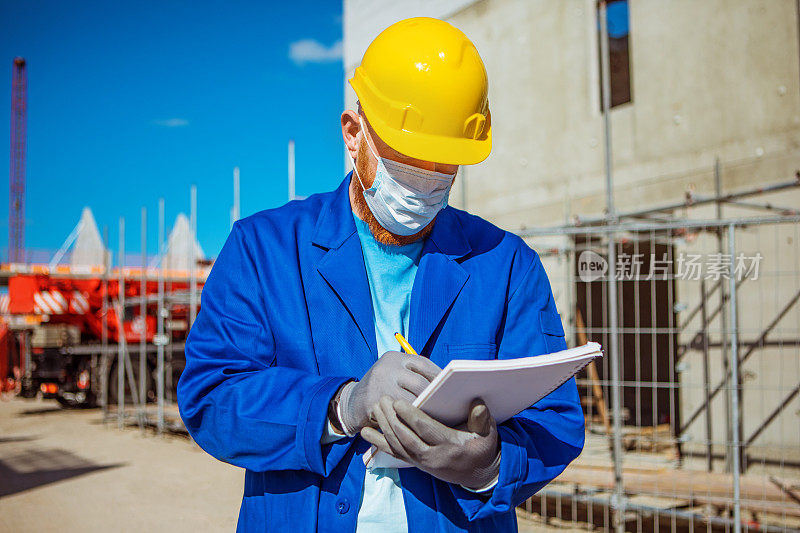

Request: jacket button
left=336, top=498, right=350, bottom=514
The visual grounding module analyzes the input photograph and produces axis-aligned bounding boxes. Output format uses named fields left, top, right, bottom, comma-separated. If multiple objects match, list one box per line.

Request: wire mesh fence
left=516, top=215, right=800, bottom=532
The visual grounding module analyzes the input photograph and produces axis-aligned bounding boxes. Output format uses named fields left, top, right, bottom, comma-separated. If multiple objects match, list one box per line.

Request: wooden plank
left=576, top=309, right=611, bottom=434
left=555, top=463, right=797, bottom=508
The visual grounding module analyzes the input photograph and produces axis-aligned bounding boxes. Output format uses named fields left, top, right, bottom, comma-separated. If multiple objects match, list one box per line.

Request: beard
left=349, top=138, right=437, bottom=247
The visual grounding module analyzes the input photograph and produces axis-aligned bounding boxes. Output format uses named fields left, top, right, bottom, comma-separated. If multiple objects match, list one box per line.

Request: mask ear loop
left=359, top=116, right=383, bottom=165
left=350, top=116, right=370, bottom=192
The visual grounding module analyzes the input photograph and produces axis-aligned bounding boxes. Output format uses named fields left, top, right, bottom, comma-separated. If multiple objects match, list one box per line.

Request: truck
left=0, top=263, right=207, bottom=408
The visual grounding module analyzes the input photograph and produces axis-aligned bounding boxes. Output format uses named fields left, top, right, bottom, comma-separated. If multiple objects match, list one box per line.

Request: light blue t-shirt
left=320, top=212, right=497, bottom=527
left=352, top=212, right=424, bottom=533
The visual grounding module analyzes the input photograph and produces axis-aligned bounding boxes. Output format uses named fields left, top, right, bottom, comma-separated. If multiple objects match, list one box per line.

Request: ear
left=341, top=109, right=361, bottom=161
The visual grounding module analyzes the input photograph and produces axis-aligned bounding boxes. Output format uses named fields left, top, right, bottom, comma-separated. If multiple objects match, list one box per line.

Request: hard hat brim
left=357, top=96, right=492, bottom=166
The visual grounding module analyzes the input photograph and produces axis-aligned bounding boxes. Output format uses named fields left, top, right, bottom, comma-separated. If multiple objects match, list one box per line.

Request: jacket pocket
left=237, top=496, right=267, bottom=532
left=539, top=309, right=566, bottom=353
left=446, top=343, right=497, bottom=360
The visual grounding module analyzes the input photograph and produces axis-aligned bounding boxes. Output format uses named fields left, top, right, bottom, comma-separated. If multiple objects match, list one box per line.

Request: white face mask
left=349, top=116, right=456, bottom=236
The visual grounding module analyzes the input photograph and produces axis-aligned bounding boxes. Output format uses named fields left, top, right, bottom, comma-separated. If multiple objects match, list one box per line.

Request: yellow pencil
left=394, top=332, right=418, bottom=355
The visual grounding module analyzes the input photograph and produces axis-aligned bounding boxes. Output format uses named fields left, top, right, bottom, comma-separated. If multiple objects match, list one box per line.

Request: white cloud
left=289, top=39, right=342, bottom=65
left=153, top=118, right=189, bottom=127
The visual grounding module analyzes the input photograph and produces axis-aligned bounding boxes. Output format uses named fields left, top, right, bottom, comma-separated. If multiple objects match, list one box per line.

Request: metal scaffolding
left=99, top=194, right=204, bottom=435
left=515, top=176, right=800, bottom=530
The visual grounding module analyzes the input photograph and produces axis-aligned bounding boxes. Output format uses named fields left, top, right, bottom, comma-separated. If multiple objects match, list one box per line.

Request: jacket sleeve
left=177, top=222, right=353, bottom=475
left=447, top=247, right=585, bottom=521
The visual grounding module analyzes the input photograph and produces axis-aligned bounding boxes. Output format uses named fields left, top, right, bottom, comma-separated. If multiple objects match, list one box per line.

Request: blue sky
left=1, top=0, right=345, bottom=262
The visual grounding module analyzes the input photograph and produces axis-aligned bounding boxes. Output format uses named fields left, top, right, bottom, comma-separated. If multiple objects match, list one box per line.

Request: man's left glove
left=361, top=396, right=501, bottom=490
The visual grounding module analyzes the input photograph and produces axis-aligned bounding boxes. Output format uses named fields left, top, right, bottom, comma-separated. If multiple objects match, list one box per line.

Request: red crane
left=10, top=57, right=27, bottom=263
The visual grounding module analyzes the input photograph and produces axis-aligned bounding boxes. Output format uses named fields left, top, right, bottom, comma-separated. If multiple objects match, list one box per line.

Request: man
left=178, top=17, right=584, bottom=533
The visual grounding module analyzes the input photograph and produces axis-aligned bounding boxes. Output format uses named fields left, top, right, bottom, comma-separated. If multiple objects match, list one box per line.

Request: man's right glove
left=362, top=396, right=501, bottom=490
left=336, top=351, right=441, bottom=436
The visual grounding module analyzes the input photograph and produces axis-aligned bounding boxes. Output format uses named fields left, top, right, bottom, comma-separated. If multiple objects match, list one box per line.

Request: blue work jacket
left=177, top=174, right=585, bottom=532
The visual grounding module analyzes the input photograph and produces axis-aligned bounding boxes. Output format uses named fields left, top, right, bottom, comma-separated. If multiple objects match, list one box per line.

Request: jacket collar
left=311, top=173, right=357, bottom=251
left=426, top=203, right=471, bottom=260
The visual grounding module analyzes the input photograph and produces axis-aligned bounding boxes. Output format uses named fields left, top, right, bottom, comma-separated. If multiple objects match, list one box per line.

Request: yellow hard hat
left=349, top=17, right=491, bottom=165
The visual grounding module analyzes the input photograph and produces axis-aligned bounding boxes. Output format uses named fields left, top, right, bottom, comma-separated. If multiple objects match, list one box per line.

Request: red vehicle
left=0, top=262, right=207, bottom=408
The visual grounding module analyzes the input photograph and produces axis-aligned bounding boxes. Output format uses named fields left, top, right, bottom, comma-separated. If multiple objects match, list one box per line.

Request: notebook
left=364, top=342, right=603, bottom=469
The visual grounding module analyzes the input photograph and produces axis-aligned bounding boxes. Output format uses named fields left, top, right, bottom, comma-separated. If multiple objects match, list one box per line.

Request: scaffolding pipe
left=113, top=299, right=142, bottom=429
left=157, top=198, right=165, bottom=433
left=118, top=217, right=125, bottom=430
left=572, top=172, right=800, bottom=226
left=101, top=226, right=109, bottom=421
left=699, top=279, right=713, bottom=471
left=166, top=294, right=174, bottom=404
left=48, top=218, right=84, bottom=269
left=599, top=4, right=615, bottom=220
left=715, top=157, right=733, bottom=473
left=519, top=214, right=800, bottom=236
left=598, top=2, right=625, bottom=531
left=139, top=207, right=147, bottom=427
left=288, top=140, right=295, bottom=201
left=19, top=331, right=30, bottom=385
left=232, top=166, right=240, bottom=227
left=727, top=224, right=742, bottom=532
left=189, top=185, right=197, bottom=328
left=723, top=198, right=800, bottom=215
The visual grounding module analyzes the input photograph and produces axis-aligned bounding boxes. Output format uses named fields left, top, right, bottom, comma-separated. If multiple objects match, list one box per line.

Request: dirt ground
left=0, top=395, right=561, bottom=532
left=0, top=395, right=243, bottom=532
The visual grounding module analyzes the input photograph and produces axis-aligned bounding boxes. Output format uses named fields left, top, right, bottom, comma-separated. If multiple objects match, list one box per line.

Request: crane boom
left=10, top=57, right=27, bottom=263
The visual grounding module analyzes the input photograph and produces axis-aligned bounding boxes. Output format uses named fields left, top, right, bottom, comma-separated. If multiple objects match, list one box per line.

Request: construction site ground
left=0, top=395, right=556, bottom=532
left=0, top=395, right=241, bottom=532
